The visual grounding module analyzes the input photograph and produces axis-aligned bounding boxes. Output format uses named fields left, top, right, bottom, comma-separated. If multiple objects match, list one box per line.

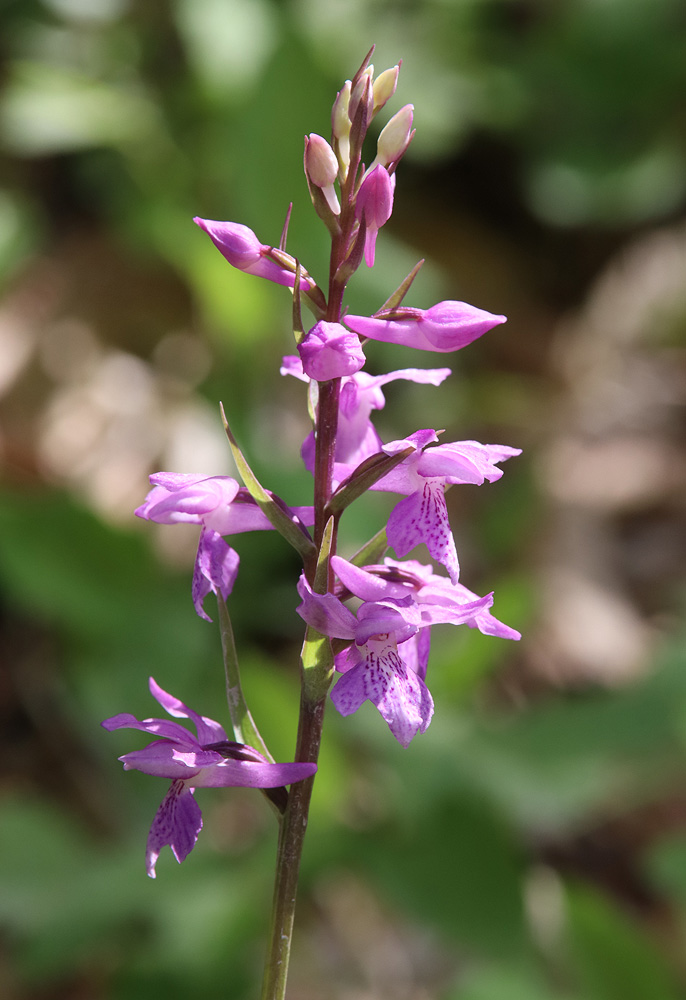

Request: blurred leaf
left=0, top=61, right=161, bottom=155
left=566, top=883, right=681, bottom=1000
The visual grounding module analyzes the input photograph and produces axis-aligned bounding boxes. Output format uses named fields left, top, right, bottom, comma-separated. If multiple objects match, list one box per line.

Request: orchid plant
left=103, top=47, right=521, bottom=999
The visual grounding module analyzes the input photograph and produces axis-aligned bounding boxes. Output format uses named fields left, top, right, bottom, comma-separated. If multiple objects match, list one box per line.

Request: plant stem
left=261, top=119, right=361, bottom=996
left=260, top=692, right=326, bottom=1000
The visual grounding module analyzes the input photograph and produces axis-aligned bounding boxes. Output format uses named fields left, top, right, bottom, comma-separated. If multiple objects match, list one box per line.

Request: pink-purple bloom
left=298, top=321, right=365, bottom=380
left=297, top=554, right=518, bottom=746
left=355, top=164, right=395, bottom=267
left=102, top=677, right=317, bottom=877
left=344, top=300, right=506, bottom=352
left=373, top=431, right=522, bottom=583
left=193, top=218, right=316, bottom=291
left=136, top=473, right=314, bottom=621
left=280, top=357, right=451, bottom=487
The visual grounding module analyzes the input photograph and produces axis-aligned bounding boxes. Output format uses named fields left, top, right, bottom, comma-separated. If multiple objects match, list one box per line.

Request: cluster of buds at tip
left=304, top=52, right=412, bottom=271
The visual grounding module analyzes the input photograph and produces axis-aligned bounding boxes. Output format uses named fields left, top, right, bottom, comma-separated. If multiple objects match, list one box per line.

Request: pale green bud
left=372, top=65, right=399, bottom=113
left=376, top=104, right=414, bottom=166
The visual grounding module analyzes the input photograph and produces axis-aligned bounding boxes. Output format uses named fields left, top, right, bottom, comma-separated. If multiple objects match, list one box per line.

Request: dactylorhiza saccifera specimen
left=103, top=48, right=521, bottom=1000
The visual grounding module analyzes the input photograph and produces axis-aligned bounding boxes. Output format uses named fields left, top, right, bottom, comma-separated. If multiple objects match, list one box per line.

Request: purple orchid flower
left=193, top=218, right=316, bottom=291
left=298, top=321, right=365, bottom=380
left=102, top=677, right=317, bottom=878
left=296, top=565, right=495, bottom=746
left=371, top=431, right=522, bottom=583
left=280, top=357, right=451, bottom=487
left=344, top=300, right=505, bottom=352
left=136, top=473, right=314, bottom=621
left=355, top=164, right=395, bottom=267
left=331, top=555, right=521, bottom=642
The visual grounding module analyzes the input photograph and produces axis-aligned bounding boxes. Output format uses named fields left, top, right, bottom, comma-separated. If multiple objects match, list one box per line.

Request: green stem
left=260, top=691, right=326, bottom=1000
left=261, top=109, right=361, bottom=996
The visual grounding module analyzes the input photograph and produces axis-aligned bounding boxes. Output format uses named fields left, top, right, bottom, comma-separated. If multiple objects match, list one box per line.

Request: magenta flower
left=193, top=218, right=316, bottom=291
left=373, top=431, right=522, bottom=583
left=280, top=357, right=451, bottom=487
left=136, top=473, right=314, bottom=621
left=344, top=300, right=506, bottom=352
left=102, top=678, right=317, bottom=877
left=355, top=164, right=394, bottom=267
left=332, top=555, right=521, bottom=642
left=296, top=565, right=494, bottom=746
left=298, top=321, right=365, bottom=380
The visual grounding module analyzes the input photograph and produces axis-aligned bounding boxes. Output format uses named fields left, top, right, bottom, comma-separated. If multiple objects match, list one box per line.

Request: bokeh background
left=1, top=1, right=686, bottom=998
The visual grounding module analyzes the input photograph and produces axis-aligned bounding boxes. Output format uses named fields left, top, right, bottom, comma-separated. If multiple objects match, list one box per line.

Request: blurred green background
left=1, top=1, right=685, bottom=997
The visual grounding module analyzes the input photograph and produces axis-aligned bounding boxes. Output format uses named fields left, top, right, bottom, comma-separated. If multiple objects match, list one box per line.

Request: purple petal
left=419, top=440, right=520, bottom=484
left=192, top=529, right=240, bottom=622
left=101, top=713, right=198, bottom=744
left=296, top=575, right=357, bottom=639
left=400, top=627, right=432, bottom=682
left=119, top=740, right=202, bottom=778
left=354, top=600, right=418, bottom=645
left=331, top=556, right=409, bottom=602
left=146, top=779, right=202, bottom=878
left=148, top=677, right=228, bottom=745
left=386, top=483, right=460, bottom=584
left=136, top=475, right=240, bottom=524
left=446, top=581, right=521, bottom=640
left=192, top=759, right=317, bottom=788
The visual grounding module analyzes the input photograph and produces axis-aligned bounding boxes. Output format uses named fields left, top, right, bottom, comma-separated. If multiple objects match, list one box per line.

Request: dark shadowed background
left=1, top=1, right=685, bottom=998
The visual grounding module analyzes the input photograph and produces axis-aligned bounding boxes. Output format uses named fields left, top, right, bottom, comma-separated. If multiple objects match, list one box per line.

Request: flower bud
left=349, top=65, right=374, bottom=123
left=344, top=300, right=507, bottom=352
left=193, top=218, right=316, bottom=291
left=298, top=321, right=365, bottom=381
left=305, top=133, right=340, bottom=214
left=332, top=81, right=352, bottom=142
left=354, top=165, right=394, bottom=267
left=376, top=104, right=414, bottom=167
left=372, top=65, right=399, bottom=113
left=305, top=133, right=338, bottom=187
left=331, top=80, right=352, bottom=177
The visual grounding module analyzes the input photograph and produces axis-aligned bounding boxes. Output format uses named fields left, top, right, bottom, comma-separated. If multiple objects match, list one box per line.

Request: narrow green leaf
left=314, top=515, right=335, bottom=592
left=216, top=596, right=273, bottom=760
left=292, top=260, right=305, bottom=345
left=379, top=258, right=424, bottom=312
left=220, top=404, right=317, bottom=567
left=279, top=202, right=292, bottom=251
left=349, top=525, right=388, bottom=568
left=300, top=625, right=334, bottom=701
left=326, top=444, right=415, bottom=516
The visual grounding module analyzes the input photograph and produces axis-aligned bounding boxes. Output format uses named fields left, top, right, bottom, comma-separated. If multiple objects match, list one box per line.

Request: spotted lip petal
left=330, top=634, right=434, bottom=747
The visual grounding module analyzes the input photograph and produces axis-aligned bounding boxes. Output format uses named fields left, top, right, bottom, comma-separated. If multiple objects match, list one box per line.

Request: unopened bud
left=355, top=165, right=394, bottom=267
left=305, top=134, right=338, bottom=187
left=349, top=65, right=373, bottom=122
left=372, top=65, right=400, bottom=113
left=305, top=133, right=340, bottom=216
left=332, top=81, right=352, bottom=142
left=331, top=80, right=352, bottom=179
left=376, top=104, right=414, bottom=166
